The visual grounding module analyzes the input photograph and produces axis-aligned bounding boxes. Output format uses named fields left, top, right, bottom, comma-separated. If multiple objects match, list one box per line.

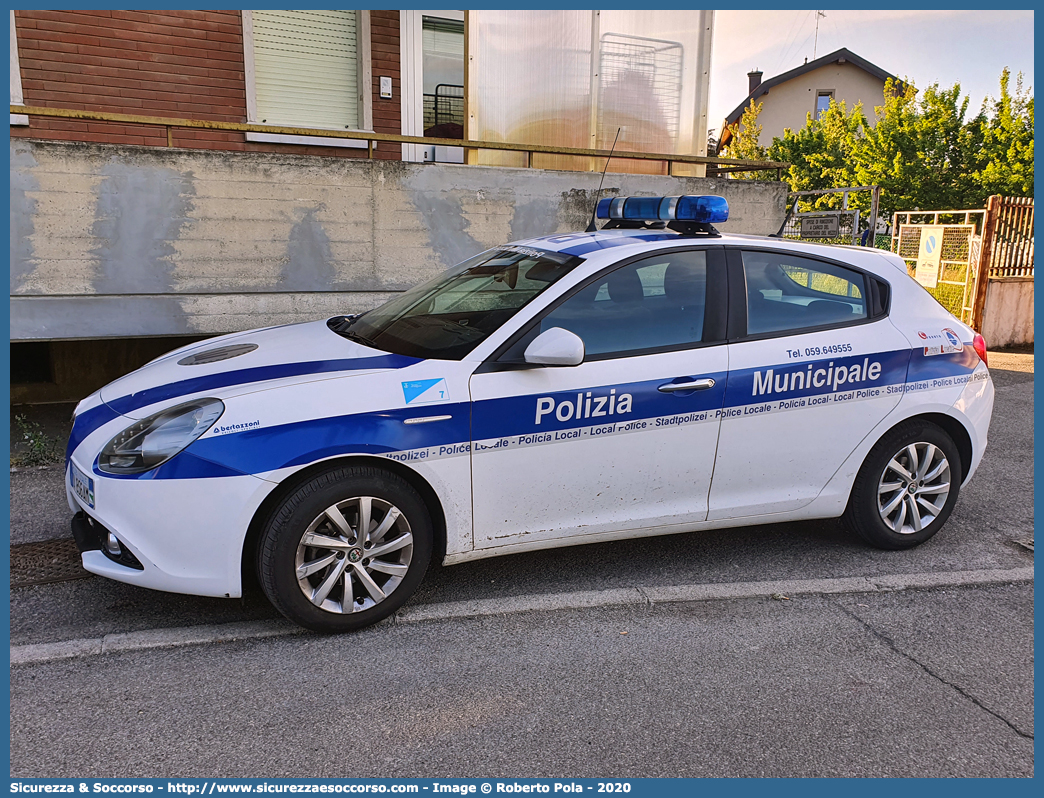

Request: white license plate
left=71, top=462, right=95, bottom=509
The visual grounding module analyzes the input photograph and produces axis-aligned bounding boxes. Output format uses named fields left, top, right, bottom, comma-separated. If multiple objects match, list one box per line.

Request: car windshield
left=333, top=246, right=583, bottom=360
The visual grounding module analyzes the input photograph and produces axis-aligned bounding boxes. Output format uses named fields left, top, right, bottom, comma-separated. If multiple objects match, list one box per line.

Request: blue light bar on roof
left=595, top=195, right=729, bottom=224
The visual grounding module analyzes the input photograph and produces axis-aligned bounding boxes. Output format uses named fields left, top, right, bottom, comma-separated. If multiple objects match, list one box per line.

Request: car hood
left=98, top=319, right=420, bottom=419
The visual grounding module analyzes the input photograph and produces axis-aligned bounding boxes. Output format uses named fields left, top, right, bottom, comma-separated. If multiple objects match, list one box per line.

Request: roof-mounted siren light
left=594, top=195, right=728, bottom=236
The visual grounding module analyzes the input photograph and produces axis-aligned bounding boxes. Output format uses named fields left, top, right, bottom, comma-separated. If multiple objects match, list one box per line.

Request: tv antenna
left=585, top=127, right=623, bottom=233
left=813, top=11, right=826, bottom=59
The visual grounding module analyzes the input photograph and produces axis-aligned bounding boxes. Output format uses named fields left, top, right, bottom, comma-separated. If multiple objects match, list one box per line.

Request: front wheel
left=259, top=466, right=433, bottom=632
left=842, top=421, right=962, bottom=550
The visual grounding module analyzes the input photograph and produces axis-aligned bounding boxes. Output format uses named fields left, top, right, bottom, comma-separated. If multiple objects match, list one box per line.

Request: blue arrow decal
left=402, top=378, right=444, bottom=404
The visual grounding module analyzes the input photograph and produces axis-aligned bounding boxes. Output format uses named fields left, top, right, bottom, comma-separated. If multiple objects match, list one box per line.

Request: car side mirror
left=524, top=327, right=585, bottom=367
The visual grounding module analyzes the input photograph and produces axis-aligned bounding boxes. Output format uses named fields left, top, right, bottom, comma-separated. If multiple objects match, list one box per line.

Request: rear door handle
left=658, top=378, right=716, bottom=393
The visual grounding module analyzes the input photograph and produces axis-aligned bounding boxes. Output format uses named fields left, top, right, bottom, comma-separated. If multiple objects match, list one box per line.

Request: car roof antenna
left=585, top=127, right=623, bottom=233
left=770, top=192, right=797, bottom=238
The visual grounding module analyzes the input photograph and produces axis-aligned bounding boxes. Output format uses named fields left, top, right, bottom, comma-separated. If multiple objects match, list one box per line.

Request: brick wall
left=369, top=10, right=401, bottom=161
left=11, top=9, right=402, bottom=160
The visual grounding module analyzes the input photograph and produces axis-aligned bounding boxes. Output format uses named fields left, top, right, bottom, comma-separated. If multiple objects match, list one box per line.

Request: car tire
left=259, top=465, right=432, bottom=632
left=842, top=420, right=962, bottom=550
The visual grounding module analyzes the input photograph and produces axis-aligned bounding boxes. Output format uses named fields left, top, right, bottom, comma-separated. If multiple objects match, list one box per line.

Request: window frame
left=242, top=9, right=373, bottom=149
left=400, top=9, right=465, bottom=163
left=814, top=89, right=835, bottom=119
left=479, top=245, right=729, bottom=372
left=10, top=10, right=27, bottom=125
left=725, top=246, right=891, bottom=343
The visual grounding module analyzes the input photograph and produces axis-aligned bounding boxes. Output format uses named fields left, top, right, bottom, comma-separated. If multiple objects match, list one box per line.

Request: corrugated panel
left=253, top=10, right=359, bottom=130
left=469, top=10, right=712, bottom=171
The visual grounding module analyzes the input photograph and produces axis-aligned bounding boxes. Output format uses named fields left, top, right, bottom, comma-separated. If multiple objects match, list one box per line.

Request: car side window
left=539, top=250, right=707, bottom=358
left=741, top=251, right=867, bottom=335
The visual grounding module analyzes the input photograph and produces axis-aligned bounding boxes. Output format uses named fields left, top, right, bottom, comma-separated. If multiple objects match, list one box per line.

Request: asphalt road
left=9, top=584, right=1033, bottom=778
left=8, top=351, right=1034, bottom=778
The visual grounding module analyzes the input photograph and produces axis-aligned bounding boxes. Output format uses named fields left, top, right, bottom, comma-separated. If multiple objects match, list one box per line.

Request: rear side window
left=539, top=250, right=707, bottom=358
left=741, top=251, right=867, bottom=335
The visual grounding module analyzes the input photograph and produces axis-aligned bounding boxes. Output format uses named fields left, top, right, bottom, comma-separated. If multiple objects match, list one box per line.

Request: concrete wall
left=981, top=277, right=1034, bottom=348
left=10, top=139, right=787, bottom=341
left=752, top=62, right=886, bottom=146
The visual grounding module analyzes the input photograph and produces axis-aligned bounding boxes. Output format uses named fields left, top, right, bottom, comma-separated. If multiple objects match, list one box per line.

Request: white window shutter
left=252, top=10, right=359, bottom=130
left=422, top=18, right=464, bottom=58
left=11, top=10, right=24, bottom=106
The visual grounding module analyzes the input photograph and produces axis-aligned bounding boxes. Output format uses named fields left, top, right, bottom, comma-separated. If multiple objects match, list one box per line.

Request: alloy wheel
left=877, top=442, right=951, bottom=535
left=294, top=496, right=413, bottom=614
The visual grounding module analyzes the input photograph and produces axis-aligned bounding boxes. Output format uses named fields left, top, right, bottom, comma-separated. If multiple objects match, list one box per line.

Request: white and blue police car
left=66, top=196, right=994, bottom=632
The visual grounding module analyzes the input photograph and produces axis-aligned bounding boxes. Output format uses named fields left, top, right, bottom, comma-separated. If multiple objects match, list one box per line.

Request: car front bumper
left=66, top=458, right=276, bottom=598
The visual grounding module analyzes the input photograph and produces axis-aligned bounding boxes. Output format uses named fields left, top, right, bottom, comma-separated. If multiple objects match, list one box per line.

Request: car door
left=708, top=247, right=910, bottom=520
left=469, top=247, right=729, bottom=549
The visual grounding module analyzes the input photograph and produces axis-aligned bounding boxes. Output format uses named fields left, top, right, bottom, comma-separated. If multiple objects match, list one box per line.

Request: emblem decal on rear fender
left=924, top=328, right=965, bottom=356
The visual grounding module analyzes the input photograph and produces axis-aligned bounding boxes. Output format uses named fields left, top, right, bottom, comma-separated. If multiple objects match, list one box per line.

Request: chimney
left=747, top=69, right=763, bottom=94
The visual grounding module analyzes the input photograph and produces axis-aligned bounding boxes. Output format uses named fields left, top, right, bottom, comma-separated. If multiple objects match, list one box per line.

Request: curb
left=10, top=566, right=1034, bottom=666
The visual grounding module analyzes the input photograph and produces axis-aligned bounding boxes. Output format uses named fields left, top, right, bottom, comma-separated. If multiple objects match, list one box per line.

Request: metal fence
left=779, top=209, right=860, bottom=245
left=422, top=83, right=464, bottom=132
left=892, top=208, right=987, bottom=236
left=894, top=223, right=979, bottom=322
left=780, top=186, right=881, bottom=247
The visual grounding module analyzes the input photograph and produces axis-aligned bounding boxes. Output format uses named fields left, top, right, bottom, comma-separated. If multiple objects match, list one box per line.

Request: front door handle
left=658, top=378, right=716, bottom=393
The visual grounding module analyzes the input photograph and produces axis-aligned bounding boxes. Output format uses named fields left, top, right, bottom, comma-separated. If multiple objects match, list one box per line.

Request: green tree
left=973, top=68, right=1034, bottom=197
left=767, top=99, right=865, bottom=211
left=725, top=69, right=1032, bottom=217
left=850, top=78, right=980, bottom=218
left=719, top=100, right=768, bottom=179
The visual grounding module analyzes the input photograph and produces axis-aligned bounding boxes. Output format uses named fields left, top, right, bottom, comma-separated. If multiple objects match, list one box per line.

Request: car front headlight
left=98, top=398, right=224, bottom=475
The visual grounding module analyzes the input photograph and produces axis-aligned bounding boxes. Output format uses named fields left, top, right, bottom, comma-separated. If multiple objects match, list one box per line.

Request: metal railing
left=422, top=84, right=464, bottom=131
left=894, top=223, right=979, bottom=324
left=11, top=104, right=789, bottom=175
left=892, top=208, right=987, bottom=238
left=779, top=186, right=881, bottom=247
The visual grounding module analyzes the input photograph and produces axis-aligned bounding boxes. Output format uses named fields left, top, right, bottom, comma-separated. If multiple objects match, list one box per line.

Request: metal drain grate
left=10, top=537, right=92, bottom=588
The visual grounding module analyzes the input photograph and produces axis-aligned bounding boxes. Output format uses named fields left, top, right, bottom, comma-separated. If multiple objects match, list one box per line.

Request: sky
left=707, top=9, right=1035, bottom=137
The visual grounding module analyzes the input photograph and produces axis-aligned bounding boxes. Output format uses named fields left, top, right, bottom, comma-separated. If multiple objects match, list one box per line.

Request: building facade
left=718, top=48, right=900, bottom=150
left=11, top=10, right=403, bottom=158
left=10, top=10, right=787, bottom=403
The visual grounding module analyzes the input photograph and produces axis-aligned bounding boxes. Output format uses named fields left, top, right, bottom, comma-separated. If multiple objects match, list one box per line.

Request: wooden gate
left=971, top=196, right=1034, bottom=329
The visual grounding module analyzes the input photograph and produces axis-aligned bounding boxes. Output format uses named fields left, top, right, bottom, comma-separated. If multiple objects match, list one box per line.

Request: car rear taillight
left=972, top=333, right=988, bottom=368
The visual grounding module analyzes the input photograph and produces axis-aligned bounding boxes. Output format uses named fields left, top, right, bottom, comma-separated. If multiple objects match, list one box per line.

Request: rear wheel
left=259, top=466, right=432, bottom=632
left=843, top=420, right=961, bottom=550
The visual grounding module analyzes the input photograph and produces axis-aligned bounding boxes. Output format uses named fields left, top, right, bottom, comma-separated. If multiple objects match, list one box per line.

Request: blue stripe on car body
left=905, top=346, right=980, bottom=380
left=723, top=349, right=912, bottom=405
left=67, top=354, right=421, bottom=461
left=79, top=347, right=983, bottom=481
left=93, top=403, right=473, bottom=480
left=106, top=354, right=420, bottom=416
